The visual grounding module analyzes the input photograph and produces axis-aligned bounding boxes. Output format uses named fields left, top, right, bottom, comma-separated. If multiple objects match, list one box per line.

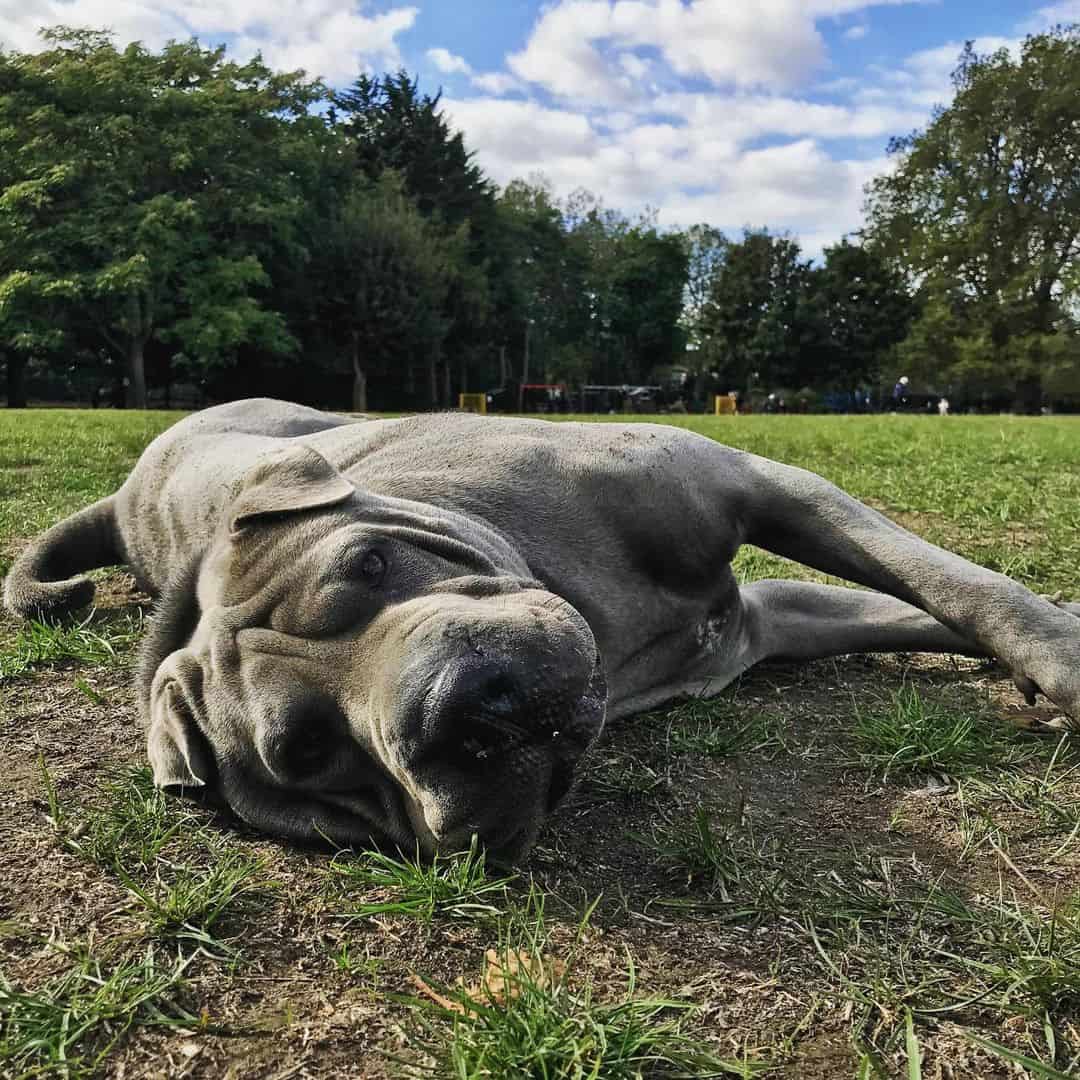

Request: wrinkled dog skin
left=5, top=400, right=1079, bottom=861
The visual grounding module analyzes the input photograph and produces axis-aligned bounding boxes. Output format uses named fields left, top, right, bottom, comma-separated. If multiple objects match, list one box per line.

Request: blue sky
left=5, top=1, right=1078, bottom=252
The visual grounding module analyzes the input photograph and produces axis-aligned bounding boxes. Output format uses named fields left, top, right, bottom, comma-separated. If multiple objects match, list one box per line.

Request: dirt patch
left=1, top=592, right=1078, bottom=1077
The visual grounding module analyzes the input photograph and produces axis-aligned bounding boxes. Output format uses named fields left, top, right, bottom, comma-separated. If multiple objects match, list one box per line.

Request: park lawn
left=1, top=407, right=1079, bottom=1079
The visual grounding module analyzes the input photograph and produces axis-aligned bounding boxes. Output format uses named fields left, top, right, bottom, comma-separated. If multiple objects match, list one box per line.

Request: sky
left=3, top=1, right=1078, bottom=254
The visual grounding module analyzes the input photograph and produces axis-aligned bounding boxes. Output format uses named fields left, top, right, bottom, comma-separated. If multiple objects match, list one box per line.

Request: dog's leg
left=728, top=452, right=1080, bottom=719
left=741, top=580, right=990, bottom=662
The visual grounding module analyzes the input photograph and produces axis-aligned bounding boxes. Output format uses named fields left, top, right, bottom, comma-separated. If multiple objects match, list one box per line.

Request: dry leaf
left=410, top=949, right=568, bottom=1017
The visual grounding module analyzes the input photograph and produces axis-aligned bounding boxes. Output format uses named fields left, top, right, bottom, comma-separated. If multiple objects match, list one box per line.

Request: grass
left=849, top=683, right=1036, bottom=779
left=0, top=946, right=193, bottom=1079
left=805, top=877, right=1080, bottom=1074
left=399, top=897, right=770, bottom=1079
left=117, top=852, right=274, bottom=953
left=64, top=766, right=198, bottom=871
left=48, top=763, right=275, bottom=955
left=663, top=697, right=790, bottom=760
left=4, top=408, right=1080, bottom=1077
left=0, top=610, right=142, bottom=681
left=647, top=807, right=789, bottom=915
left=328, top=836, right=517, bottom=923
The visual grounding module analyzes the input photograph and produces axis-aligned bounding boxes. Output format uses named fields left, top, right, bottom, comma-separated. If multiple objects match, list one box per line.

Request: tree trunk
left=126, top=335, right=147, bottom=409
left=351, top=333, right=367, bottom=412
left=5, top=352, right=27, bottom=408
left=125, top=293, right=149, bottom=409
left=428, top=343, right=439, bottom=409
left=1014, top=374, right=1042, bottom=416
left=443, top=357, right=451, bottom=408
left=499, top=344, right=508, bottom=388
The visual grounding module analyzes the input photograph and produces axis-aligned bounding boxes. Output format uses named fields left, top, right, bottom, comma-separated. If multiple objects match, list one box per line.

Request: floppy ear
left=230, top=445, right=354, bottom=533
left=148, top=679, right=214, bottom=790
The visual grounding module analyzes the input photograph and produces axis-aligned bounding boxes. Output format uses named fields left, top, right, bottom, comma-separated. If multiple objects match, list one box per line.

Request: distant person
left=892, top=375, right=910, bottom=410
left=937, top=397, right=950, bottom=416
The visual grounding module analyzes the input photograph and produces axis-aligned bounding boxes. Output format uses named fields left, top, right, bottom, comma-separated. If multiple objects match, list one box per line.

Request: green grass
left=646, top=807, right=791, bottom=918
left=64, top=766, right=199, bottom=871
left=806, top=877, right=1080, bottom=1074
left=48, top=764, right=275, bottom=955
left=849, top=683, right=1036, bottom=779
left=117, top=852, right=274, bottom=953
left=0, top=409, right=177, bottom=544
left=4, top=408, right=1080, bottom=1077
left=662, top=697, right=790, bottom=760
left=0, top=946, right=193, bottom=1079
left=399, top=898, right=769, bottom=1079
left=0, top=610, right=142, bottom=681
left=328, top=836, right=516, bottom=923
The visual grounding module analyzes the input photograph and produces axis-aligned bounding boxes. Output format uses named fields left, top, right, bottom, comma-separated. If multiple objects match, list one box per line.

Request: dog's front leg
left=726, top=451, right=1080, bottom=722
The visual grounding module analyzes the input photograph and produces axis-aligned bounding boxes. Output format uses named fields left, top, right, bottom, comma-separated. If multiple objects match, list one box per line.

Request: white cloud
left=441, top=95, right=893, bottom=254
left=859, top=35, right=1016, bottom=111
left=505, top=0, right=926, bottom=105
left=1026, top=2, right=1080, bottom=29
left=0, top=0, right=418, bottom=83
left=470, top=71, right=523, bottom=95
left=427, top=46, right=471, bottom=76
left=844, top=24, right=869, bottom=40
left=651, top=91, right=926, bottom=141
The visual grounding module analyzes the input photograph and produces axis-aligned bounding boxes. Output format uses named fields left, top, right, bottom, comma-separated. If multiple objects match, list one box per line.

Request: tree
left=0, top=29, right=322, bottom=406
left=606, top=228, right=689, bottom=385
left=813, top=239, right=916, bottom=388
left=700, top=229, right=816, bottom=393
left=332, top=72, right=497, bottom=404
left=864, top=28, right=1080, bottom=408
left=307, top=174, right=461, bottom=412
left=679, top=225, right=729, bottom=357
left=495, top=177, right=590, bottom=388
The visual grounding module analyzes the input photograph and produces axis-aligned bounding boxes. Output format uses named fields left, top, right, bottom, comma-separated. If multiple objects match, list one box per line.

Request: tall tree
left=813, top=239, right=916, bottom=388
left=496, top=177, right=590, bottom=387
left=700, top=229, right=815, bottom=392
left=306, top=173, right=460, bottom=412
left=864, top=28, right=1080, bottom=408
left=331, top=72, right=496, bottom=404
left=0, top=28, right=321, bottom=406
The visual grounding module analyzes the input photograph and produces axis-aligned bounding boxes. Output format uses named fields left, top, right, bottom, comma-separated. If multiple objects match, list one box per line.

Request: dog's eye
left=357, top=550, right=386, bottom=585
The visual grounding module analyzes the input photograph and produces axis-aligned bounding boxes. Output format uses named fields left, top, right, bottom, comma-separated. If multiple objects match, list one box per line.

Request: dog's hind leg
left=723, top=450, right=1080, bottom=721
left=740, top=580, right=991, bottom=662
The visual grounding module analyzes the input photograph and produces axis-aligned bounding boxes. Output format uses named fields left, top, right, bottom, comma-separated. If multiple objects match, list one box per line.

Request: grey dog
left=5, top=399, right=1079, bottom=861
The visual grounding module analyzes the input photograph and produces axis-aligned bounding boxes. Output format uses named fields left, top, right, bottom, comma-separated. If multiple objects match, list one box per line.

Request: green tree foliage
left=699, top=229, right=817, bottom=393
left=496, top=178, right=590, bottom=387
left=864, top=27, right=1080, bottom=408
left=812, top=239, right=917, bottom=388
left=307, top=173, right=462, bottom=411
left=331, top=72, right=495, bottom=405
left=0, top=28, right=322, bottom=406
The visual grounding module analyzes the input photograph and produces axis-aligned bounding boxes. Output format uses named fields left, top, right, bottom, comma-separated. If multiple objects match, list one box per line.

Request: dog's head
left=140, top=445, right=605, bottom=862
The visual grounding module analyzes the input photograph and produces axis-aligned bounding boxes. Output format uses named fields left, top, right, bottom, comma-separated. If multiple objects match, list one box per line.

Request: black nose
left=428, top=661, right=531, bottom=755
left=421, top=657, right=581, bottom=768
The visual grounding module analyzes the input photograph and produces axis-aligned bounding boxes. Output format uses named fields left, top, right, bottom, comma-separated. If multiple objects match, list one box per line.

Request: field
left=1, top=408, right=1079, bottom=1079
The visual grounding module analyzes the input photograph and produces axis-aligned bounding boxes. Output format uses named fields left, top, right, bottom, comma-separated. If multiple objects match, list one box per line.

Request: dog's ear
left=230, top=446, right=354, bottom=533
left=148, top=678, right=214, bottom=790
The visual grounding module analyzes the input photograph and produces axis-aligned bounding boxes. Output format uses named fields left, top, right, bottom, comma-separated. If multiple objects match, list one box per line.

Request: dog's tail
left=3, top=495, right=125, bottom=619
